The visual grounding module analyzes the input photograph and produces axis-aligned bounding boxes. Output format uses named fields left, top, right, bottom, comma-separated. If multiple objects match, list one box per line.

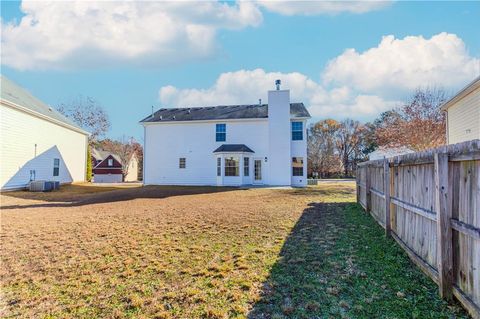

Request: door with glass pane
left=254, top=159, right=262, bottom=183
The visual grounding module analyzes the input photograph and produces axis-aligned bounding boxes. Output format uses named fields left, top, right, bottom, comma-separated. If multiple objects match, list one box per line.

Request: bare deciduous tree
left=336, top=119, right=365, bottom=176
left=57, top=96, right=111, bottom=141
left=308, top=119, right=341, bottom=178
left=308, top=119, right=366, bottom=177
left=374, top=87, right=447, bottom=151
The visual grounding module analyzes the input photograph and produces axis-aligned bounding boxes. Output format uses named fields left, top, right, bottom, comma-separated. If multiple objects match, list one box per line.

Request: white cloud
left=1, top=0, right=395, bottom=70
left=257, top=0, right=391, bottom=16
left=159, top=69, right=321, bottom=106
left=323, top=32, right=480, bottom=94
left=309, top=93, right=398, bottom=118
left=157, top=32, right=479, bottom=121
left=158, top=68, right=398, bottom=119
left=1, top=1, right=262, bottom=70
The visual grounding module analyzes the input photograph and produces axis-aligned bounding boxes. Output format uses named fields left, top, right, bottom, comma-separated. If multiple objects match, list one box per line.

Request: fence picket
left=384, top=158, right=391, bottom=237
left=434, top=152, right=453, bottom=300
left=357, top=140, right=480, bottom=318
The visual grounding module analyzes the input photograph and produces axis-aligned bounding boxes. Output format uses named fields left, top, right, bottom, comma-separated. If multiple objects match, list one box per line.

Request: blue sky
left=1, top=1, right=479, bottom=141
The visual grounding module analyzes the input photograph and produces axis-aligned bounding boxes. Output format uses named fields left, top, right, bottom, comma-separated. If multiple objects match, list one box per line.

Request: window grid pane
left=217, top=158, right=221, bottom=176
left=291, top=121, right=303, bottom=141
left=216, top=124, right=226, bottom=142
left=224, top=157, right=239, bottom=177
left=244, top=157, right=249, bottom=176
left=292, top=157, right=304, bottom=176
left=179, top=158, right=186, bottom=169
left=53, top=158, right=60, bottom=176
left=216, top=132, right=226, bottom=142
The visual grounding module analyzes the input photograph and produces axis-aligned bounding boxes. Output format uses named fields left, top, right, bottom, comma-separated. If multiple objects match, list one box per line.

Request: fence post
left=365, top=163, right=371, bottom=213
left=384, top=159, right=391, bottom=237
left=434, top=152, right=453, bottom=300
left=356, top=167, right=360, bottom=204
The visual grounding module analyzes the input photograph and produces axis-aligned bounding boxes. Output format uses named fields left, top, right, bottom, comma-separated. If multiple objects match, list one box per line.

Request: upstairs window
left=292, top=157, right=304, bottom=176
left=179, top=158, right=186, bottom=169
left=108, top=158, right=113, bottom=166
left=216, top=124, right=226, bottom=142
left=53, top=158, right=60, bottom=176
left=291, top=121, right=303, bottom=141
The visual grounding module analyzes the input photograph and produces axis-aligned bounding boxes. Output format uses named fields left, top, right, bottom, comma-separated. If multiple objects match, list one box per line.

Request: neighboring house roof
left=0, top=75, right=89, bottom=135
left=213, top=144, right=255, bottom=153
left=369, top=146, right=414, bottom=160
left=441, top=76, right=480, bottom=111
left=92, top=148, right=122, bottom=166
left=140, top=103, right=310, bottom=123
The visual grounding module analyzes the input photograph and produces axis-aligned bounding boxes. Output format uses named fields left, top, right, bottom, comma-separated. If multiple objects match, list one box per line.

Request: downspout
left=143, top=125, right=146, bottom=185
left=445, top=110, right=449, bottom=145
left=85, top=135, right=88, bottom=182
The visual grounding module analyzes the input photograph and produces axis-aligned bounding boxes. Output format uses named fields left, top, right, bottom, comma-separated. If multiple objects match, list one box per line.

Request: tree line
left=308, top=87, right=448, bottom=178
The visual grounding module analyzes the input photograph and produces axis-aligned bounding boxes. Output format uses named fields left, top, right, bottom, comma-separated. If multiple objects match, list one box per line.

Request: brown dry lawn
left=0, top=183, right=467, bottom=318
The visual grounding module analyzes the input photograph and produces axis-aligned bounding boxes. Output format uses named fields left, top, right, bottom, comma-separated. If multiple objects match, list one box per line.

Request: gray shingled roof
left=140, top=103, right=310, bottom=123
left=213, top=144, right=254, bottom=153
left=1, top=75, right=88, bottom=134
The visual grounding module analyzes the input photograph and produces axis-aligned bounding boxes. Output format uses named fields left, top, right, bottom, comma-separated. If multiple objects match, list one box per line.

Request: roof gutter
left=139, top=117, right=269, bottom=126
left=139, top=116, right=311, bottom=126
left=1, top=99, right=90, bottom=136
left=440, top=76, right=480, bottom=112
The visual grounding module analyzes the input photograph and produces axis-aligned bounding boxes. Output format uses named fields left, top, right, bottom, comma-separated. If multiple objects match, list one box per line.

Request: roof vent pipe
left=259, top=98, right=262, bottom=106
left=275, top=79, right=281, bottom=90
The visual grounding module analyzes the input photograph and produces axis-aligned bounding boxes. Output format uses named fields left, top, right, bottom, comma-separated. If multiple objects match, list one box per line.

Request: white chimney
left=268, top=80, right=291, bottom=185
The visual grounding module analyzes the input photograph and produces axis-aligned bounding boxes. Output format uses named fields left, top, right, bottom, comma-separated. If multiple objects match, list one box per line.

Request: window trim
left=217, top=157, right=221, bottom=176
left=291, top=121, right=303, bottom=141
left=53, top=158, right=60, bottom=176
left=224, top=156, right=239, bottom=177
left=179, top=157, right=186, bottom=169
left=243, top=157, right=249, bottom=176
left=292, top=157, right=304, bottom=176
left=216, top=123, right=226, bottom=142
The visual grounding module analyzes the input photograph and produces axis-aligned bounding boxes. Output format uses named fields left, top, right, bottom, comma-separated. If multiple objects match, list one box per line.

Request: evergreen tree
left=86, top=146, right=92, bottom=182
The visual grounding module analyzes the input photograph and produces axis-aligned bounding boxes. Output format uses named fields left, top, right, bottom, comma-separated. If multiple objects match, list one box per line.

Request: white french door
left=254, top=159, right=262, bottom=184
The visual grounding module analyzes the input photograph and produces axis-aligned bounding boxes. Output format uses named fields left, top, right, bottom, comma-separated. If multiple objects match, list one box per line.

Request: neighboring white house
left=0, top=75, right=89, bottom=190
left=441, top=76, right=480, bottom=144
left=140, top=82, right=310, bottom=187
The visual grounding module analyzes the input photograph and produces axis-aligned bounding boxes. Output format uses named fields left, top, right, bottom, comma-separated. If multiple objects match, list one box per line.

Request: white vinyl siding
left=447, top=87, right=480, bottom=144
left=0, top=103, right=87, bottom=190
left=144, top=120, right=269, bottom=186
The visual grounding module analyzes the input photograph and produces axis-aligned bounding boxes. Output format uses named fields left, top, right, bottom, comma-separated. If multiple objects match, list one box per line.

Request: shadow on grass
left=248, top=202, right=468, bottom=319
left=1, top=185, right=241, bottom=210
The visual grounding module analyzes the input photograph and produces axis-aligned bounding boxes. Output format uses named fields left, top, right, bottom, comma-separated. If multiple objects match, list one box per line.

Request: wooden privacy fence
left=356, top=140, right=480, bottom=319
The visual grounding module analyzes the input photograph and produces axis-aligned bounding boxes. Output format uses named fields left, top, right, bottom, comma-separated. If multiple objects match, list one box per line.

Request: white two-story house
left=140, top=82, right=310, bottom=187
